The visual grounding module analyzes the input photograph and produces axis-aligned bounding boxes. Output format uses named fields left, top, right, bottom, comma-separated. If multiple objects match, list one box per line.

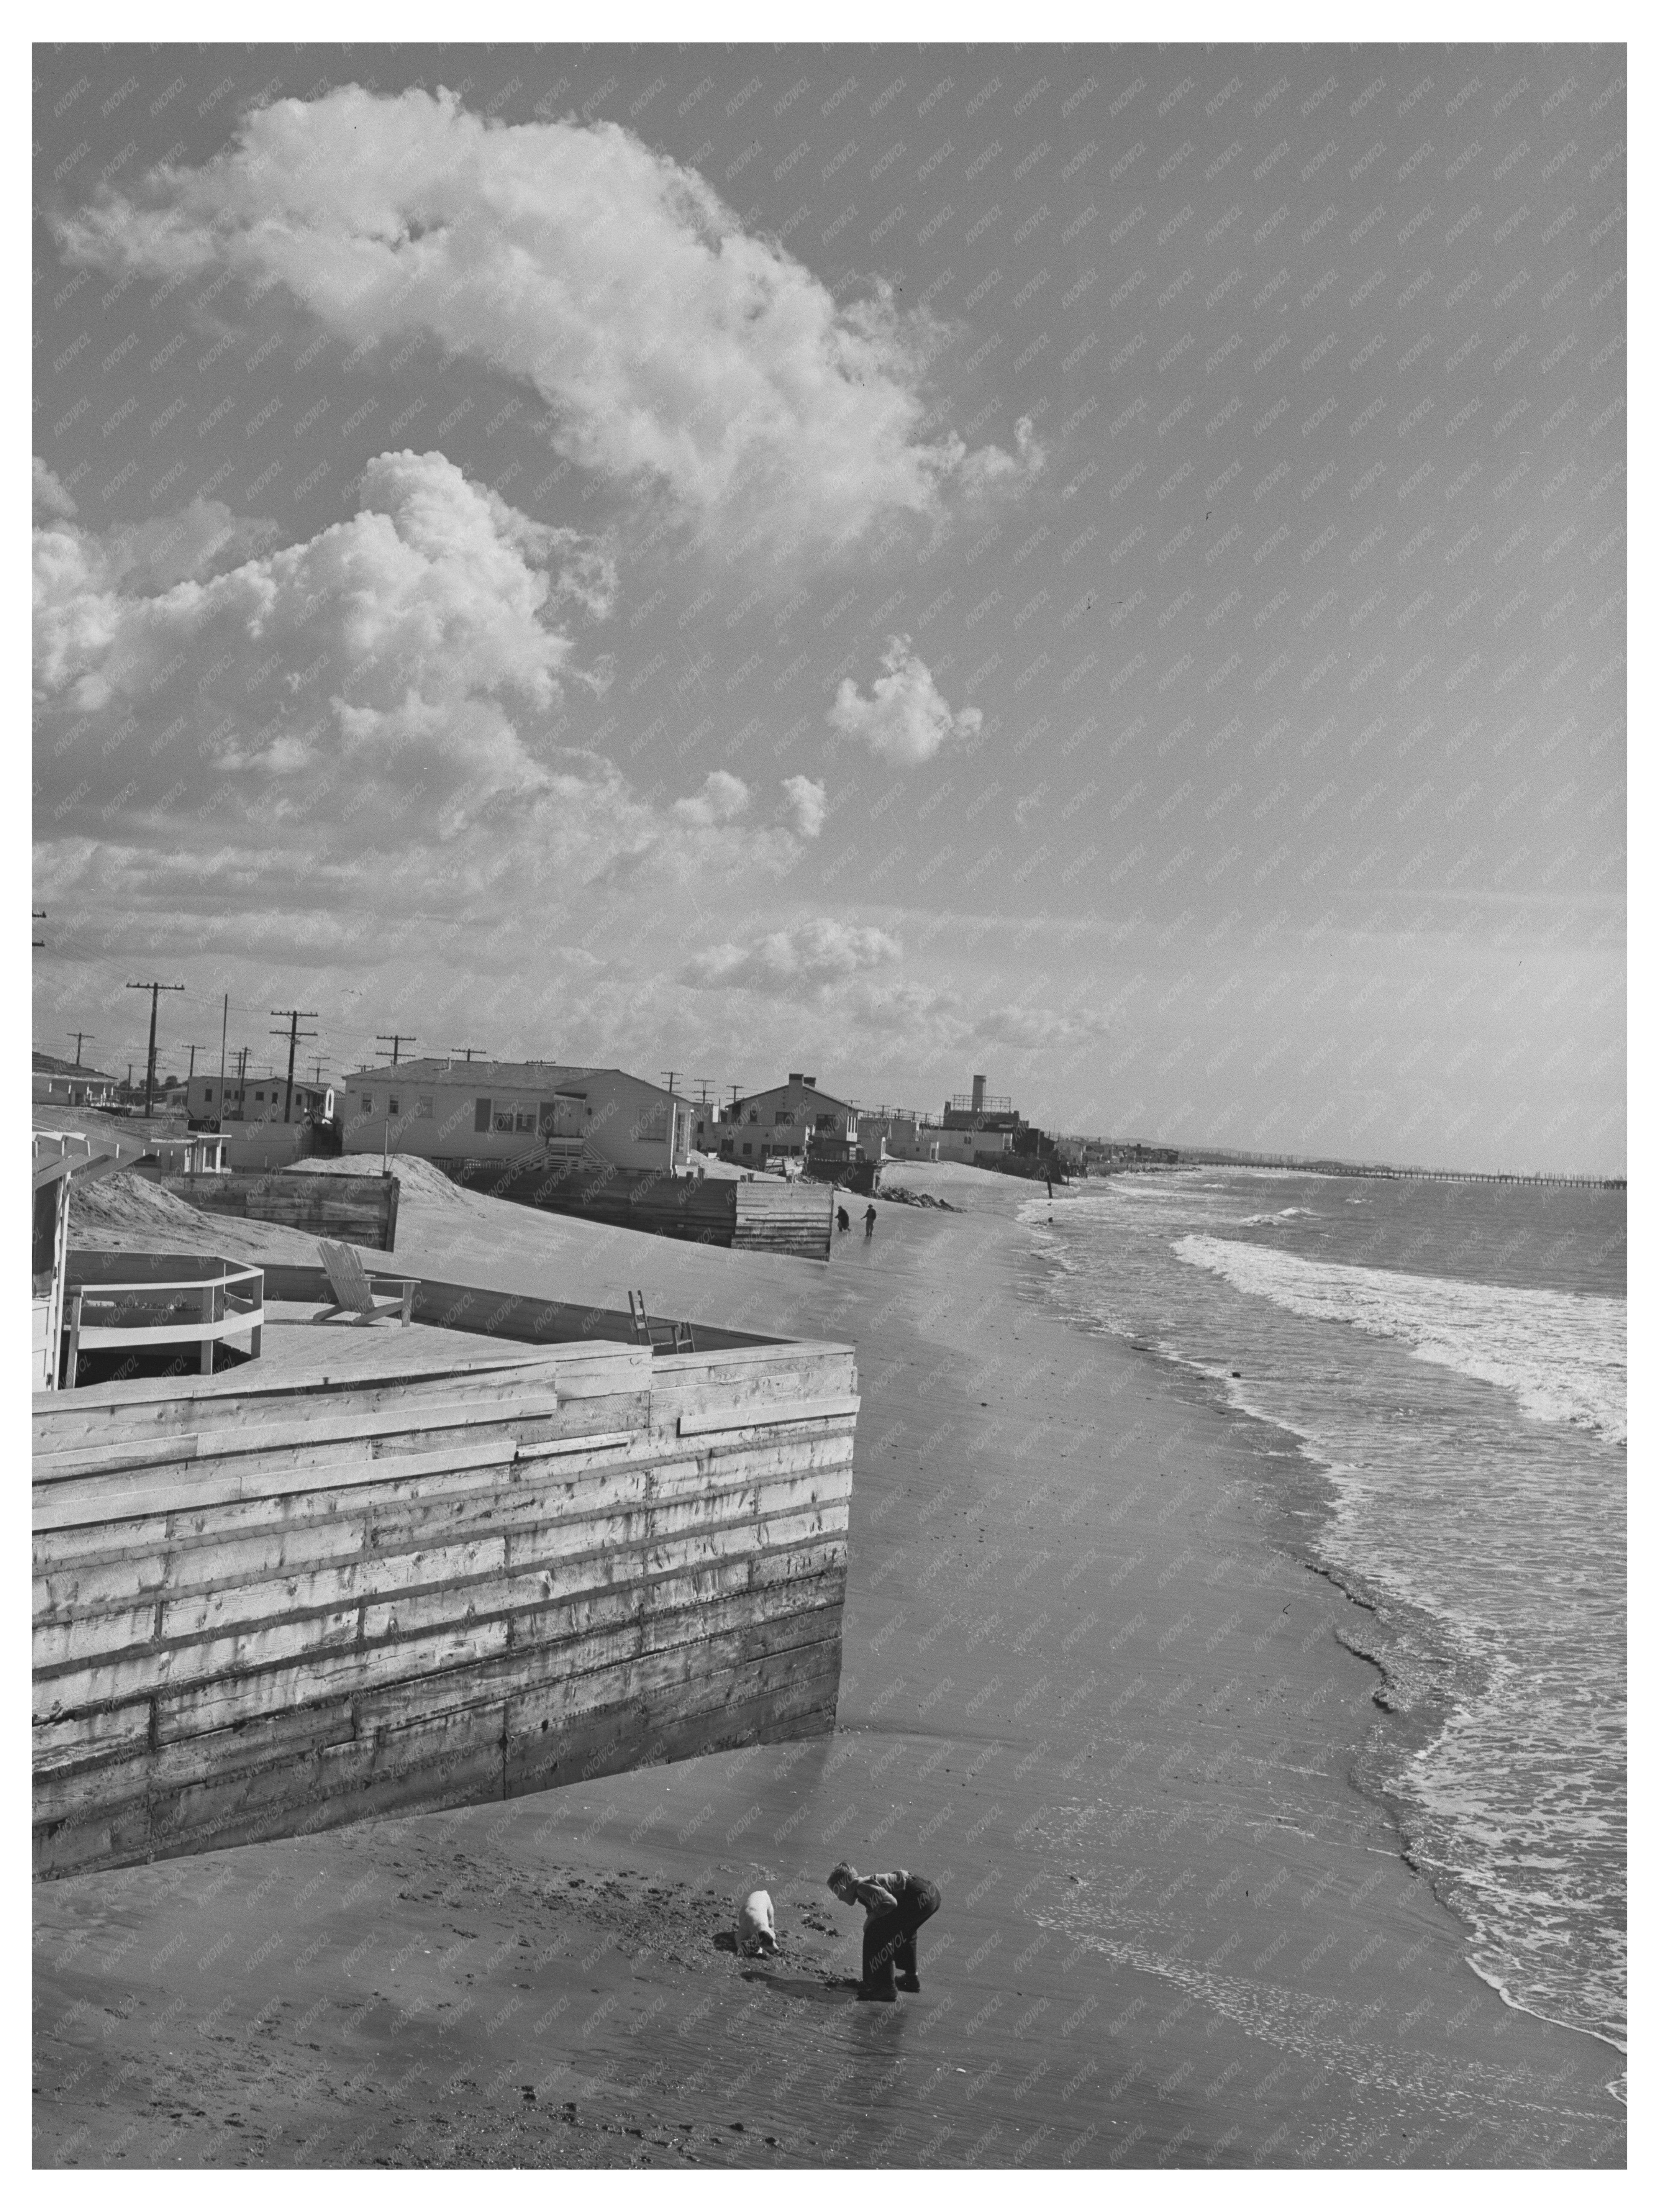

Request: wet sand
left=34, top=1170, right=1626, bottom=2167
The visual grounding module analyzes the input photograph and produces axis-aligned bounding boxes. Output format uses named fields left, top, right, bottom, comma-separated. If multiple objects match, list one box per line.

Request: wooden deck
left=32, top=1298, right=857, bottom=1877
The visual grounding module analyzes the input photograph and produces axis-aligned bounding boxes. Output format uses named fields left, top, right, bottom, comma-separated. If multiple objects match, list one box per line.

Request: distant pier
left=1082, top=1145, right=1623, bottom=1191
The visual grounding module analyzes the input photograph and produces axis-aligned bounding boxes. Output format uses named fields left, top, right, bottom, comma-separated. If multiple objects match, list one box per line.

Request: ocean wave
left=1173, top=1234, right=1627, bottom=1445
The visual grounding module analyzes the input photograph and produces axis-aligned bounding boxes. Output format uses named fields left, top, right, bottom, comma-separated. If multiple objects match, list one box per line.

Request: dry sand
left=34, top=1168, right=1625, bottom=2168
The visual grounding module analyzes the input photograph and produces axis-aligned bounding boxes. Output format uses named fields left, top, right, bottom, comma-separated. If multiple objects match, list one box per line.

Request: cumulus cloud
left=780, top=775, right=828, bottom=839
left=34, top=449, right=609, bottom=797
left=672, top=771, right=751, bottom=829
left=827, top=636, right=984, bottom=767
left=56, top=85, right=1033, bottom=563
left=958, top=413, right=1047, bottom=496
left=683, top=916, right=903, bottom=993
left=33, top=450, right=816, bottom=949
left=33, top=458, right=77, bottom=520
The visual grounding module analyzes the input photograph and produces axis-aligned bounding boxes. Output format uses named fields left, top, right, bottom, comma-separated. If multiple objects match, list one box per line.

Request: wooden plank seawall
left=31, top=1334, right=856, bottom=1877
left=148, top=1170, right=401, bottom=1251
left=437, top=1158, right=834, bottom=1261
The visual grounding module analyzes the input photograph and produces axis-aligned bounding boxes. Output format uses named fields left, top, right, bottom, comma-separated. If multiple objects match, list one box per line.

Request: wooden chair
left=312, top=1240, right=418, bottom=1327
left=628, top=1289, right=695, bottom=1353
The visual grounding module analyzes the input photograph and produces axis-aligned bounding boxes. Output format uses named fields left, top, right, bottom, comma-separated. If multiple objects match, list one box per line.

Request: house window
left=514, top=1107, right=537, bottom=1133
left=815, top=1113, right=838, bottom=1131
left=774, top=1110, right=793, bottom=1125
left=362, top=1093, right=374, bottom=1115
left=748, top=1108, right=759, bottom=1123
left=203, top=1086, right=213, bottom=1102
left=493, top=1108, right=515, bottom=1133
left=741, top=1141, right=752, bottom=1156
left=474, top=1098, right=492, bottom=1133
left=255, top=1090, right=265, bottom=1102
left=389, top=1095, right=400, bottom=1117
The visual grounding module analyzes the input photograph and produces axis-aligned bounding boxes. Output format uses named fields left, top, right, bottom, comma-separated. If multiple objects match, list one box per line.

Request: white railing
left=62, top=1257, right=264, bottom=1389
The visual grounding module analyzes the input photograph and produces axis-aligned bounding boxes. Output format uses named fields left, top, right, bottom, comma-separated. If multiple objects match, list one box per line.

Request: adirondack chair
left=312, top=1240, right=417, bottom=1327
left=627, top=1289, right=695, bottom=1353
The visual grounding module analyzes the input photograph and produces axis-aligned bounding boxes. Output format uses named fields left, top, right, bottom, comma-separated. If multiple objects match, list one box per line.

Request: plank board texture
left=33, top=1331, right=856, bottom=1876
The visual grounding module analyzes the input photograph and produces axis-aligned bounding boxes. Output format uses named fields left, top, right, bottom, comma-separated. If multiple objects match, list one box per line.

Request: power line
left=450, top=1043, right=486, bottom=1063
left=126, top=981, right=184, bottom=1116
left=270, top=1009, right=318, bottom=1124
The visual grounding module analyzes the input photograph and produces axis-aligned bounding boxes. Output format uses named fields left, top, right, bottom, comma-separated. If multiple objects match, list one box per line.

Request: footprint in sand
left=741, top=1970, right=866, bottom=2004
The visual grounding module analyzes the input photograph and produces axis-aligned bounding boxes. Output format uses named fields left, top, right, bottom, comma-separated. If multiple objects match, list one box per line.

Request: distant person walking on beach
left=864, top=1203, right=877, bottom=1239
left=828, top=1861, right=941, bottom=2000
left=836, top=1205, right=851, bottom=1234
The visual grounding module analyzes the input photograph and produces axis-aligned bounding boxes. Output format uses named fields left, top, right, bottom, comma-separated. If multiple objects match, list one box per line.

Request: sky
left=30, top=40, right=1626, bottom=1172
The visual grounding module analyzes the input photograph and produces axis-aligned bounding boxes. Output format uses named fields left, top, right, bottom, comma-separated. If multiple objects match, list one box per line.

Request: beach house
left=337, top=1059, right=695, bottom=1178
left=718, top=1074, right=861, bottom=1170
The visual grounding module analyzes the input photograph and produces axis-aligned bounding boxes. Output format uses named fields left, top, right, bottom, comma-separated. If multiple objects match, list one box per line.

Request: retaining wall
left=33, top=1329, right=856, bottom=1876
left=151, top=1169, right=400, bottom=1251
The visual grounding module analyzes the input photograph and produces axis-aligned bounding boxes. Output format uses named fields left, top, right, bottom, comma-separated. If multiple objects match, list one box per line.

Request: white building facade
left=715, top=1074, right=860, bottom=1166
left=337, top=1060, right=693, bottom=1176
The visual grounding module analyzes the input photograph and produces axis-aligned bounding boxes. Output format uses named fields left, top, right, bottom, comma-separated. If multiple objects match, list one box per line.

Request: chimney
left=788, top=1072, right=804, bottom=1086
left=972, top=1073, right=986, bottom=1112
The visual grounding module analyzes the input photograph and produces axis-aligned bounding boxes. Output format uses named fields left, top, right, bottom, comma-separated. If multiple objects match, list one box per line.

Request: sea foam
left=1173, top=1234, right=1626, bottom=1446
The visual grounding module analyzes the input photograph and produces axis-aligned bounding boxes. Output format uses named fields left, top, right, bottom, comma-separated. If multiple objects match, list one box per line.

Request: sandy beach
left=33, top=1165, right=1626, bottom=2168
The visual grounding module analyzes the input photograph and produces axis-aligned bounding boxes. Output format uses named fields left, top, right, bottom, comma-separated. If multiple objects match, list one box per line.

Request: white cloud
left=672, top=771, right=751, bottom=828
left=827, top=635, right=984, bottom=767
left=781, top=776, right=828, bottom=839
left=33, top=457, right=77, bottom=520
left=33, top=451, right=815, bottom=945
left=683, top=916, right=903, bottom=993
left=958, top=413, right=1047, bottom=496
left=57, top=85, right=1033, bottom=564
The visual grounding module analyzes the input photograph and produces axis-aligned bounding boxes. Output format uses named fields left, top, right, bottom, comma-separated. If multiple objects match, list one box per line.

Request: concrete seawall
left=32, top=1319, right=857, bottom=1878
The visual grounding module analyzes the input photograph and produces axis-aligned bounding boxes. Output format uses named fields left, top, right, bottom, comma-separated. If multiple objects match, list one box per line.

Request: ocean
left=1018, top=1166, right=1627, bottom=2073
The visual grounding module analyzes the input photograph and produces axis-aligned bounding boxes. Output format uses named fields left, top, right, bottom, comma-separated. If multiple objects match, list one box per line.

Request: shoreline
left=34, top=1167, right=1626, bottom=2167
left=1016, top=1171, right=1628, bottom=2076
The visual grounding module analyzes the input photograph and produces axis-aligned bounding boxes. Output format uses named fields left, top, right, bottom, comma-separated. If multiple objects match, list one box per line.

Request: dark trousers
left=862, top=1877, right=941, bottom=1994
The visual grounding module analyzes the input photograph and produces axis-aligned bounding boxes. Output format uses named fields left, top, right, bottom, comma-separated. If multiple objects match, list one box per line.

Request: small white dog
left=735, top=1887, right=778, bottom=1956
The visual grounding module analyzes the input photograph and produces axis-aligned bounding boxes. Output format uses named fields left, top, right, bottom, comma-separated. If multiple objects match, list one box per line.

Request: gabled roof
left=729, top=1077, right=859, bottom=1117
left=341, top=1059, right=686, bottom=1100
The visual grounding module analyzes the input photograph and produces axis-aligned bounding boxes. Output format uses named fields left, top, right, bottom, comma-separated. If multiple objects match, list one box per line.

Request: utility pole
left=217, top=994, right=228, bottom=1118
left=377, top=1032, right=417, bottom=1067
left=660, top=1070, right=682, bottom=1096
left=270, top=1008, right=318, bottom=1123
left=182, top=1043, right=206, bottom=1081
left=309, top=1060, right=328, bottom=1086
left=451, top=1043, right=485, bottom=1063
left=127, top=981, right=184, bottom=1116
left=725, top=1085, right=743, bottom=1111
left=66, top=1032, right=94, bottom=1067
